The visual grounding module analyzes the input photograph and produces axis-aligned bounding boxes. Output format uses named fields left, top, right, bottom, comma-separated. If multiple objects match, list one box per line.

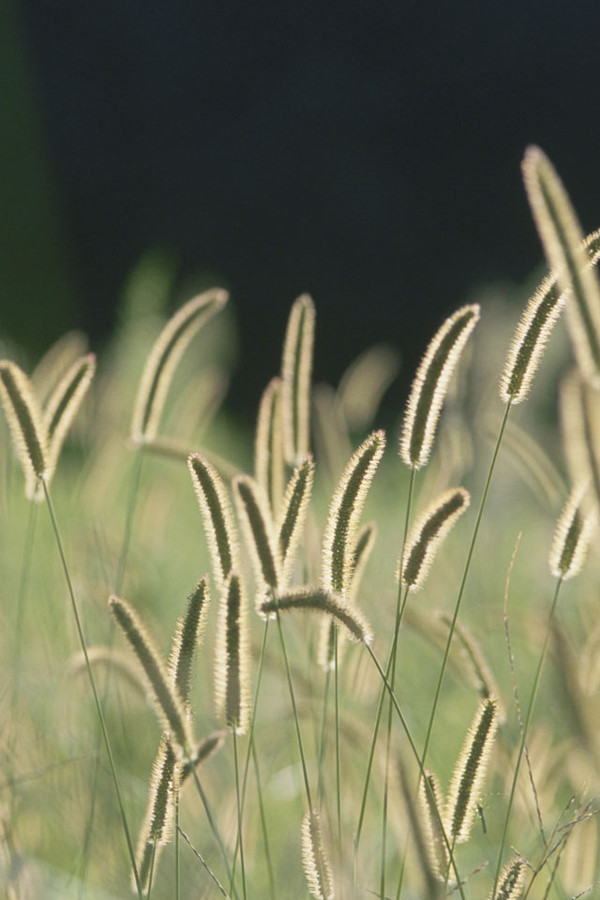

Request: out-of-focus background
left=3, top=0, right=600, bottom=415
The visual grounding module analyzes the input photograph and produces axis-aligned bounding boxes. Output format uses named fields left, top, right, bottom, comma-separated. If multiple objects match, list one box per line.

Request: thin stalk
left=364, top=643, right=466, bottom=900
left=42, top=480, right=142, bottom=898
left=251, top=738, right=276, bottom=900
left=491, top=576, right=564, bottom=898
left=354, top=467, right=415, bottom=871
left=233, top=730, right=248, bottom=900
left=192, top=769, right=238, bottom=899
left=317, top=667, right=331, bottom=807
left=419, top=401, right=511, bottom=776
left=175, top=795, right=180, bottom=900
left=334, top=633, right=342, bottom=855
left=146, top=842, right=157, bottom=898
left=276, top=612, right=313, bottom=810
left=178, top=825, right=233, bottom=899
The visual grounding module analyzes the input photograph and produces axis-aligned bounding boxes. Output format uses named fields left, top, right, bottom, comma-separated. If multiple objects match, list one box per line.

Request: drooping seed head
left=402, top=487, right=470, bottom=590
left=134, top=735, right=180, bottom=893
left=233, top=474, right=281, bottom=591
left=188, top=454, right=239, bottom=594
left=278, top=456, right=315, bottom=587
left=259, top=587, right=372, bottom=645
left=322, top=430, right=385, bottom=597
left=214, top=572, right=250, bottom=735
left=446, top=697, right=498, bottom=845
left=301, top=810, right=335, bottom=900
left=108, top=595, right=195, bottom=759
left=400, top=304, right=480, bottom=469
left=43, top=353, right=96, bottom=481
left=255, top=376, right=285, bottom=516
left=0, top=360, right=48, bottom=500
left=522, top=146, right=600, bottom=386
left=281, top=294, right=315, bottom=466
left=131, top=289, right=228, bottom=443
left=549, top=485, right=597, bottom=581
left=419, top=770, right=449, bottom=881
left=168, top=576, right=210, bottom=705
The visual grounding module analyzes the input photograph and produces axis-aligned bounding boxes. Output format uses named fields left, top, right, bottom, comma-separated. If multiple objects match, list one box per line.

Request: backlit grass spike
left=188, top=453, right=239, bottom=594
left=255, top=376, right=286, bottom=516
left=233, top=474, right=281, bottom=591
left=549, top=485, right=597, bottom=580
left=402, top=487, right=470, bottom=590
left=488, top=855, right=527, bottom=900
left=420, top=770, right=449, bottom=880
left=322, top=430, right=385, bottom=597
left=260, top=587, right=372, bottom=645
left=301, top=810, right=335, bottom=900
left=400, top=304, right=480, bottom=469
left=0, top=360, right=48, bottom=500
left=446, top=697, right=498, bottom=845
left=43, top=353, right=96, bottom=481
left=131, top=288, right=228, bottom=443
left=522, top=146, right=600, bottom=385
left=134, top=735, right=180, bottom=894
left=278, top=455, right=314, bottom=587
left=168, top=576, right=210, bottom=705
left=214, top=572, right=250, bottom=735
left=108, top=595, right=195, bottom=760
left=281, top=294, right=315, bottom=465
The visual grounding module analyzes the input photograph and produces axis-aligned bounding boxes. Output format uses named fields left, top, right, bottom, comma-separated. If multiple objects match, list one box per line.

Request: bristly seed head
left=0, top=360, right=49, bottom=500
left=188, top=453, right=239, bottom=594
left=549, top=485, right=597, bottom=581
left=401, top=487, right=470, bottom=590
left=301, top=810, right=335, bottom=900
left=214, top=572, right=250, bottom=735
left=281, top=294, right=315, bottom=466
left=488, top=855, right=527, bottom=900
left=400, top=304, right=480, bottom=469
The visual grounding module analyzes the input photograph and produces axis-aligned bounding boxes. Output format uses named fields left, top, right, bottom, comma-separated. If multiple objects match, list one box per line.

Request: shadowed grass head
left=0, top=360, right=48, bottom=500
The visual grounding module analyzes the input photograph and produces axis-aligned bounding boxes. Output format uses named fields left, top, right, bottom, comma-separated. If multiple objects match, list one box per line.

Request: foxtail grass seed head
left=549, top=486, right=597, bottom=580
left=489, top=856, right=527, bottom=900
left=419, top=771, right=449, bottom=881
left=135, top=735, right=180, bottom=893
left=108, top=595, right=195, bottom=759
left=131, top=288, right=228, bottom=443
left=260, top=587, right=372, bottom=645
left=281, top=293, right=315, bottom=466
left=400, top=304, right=480, bottom=469
left=522, top=146, right=600, bottom=385
left=169, top=577, right=210, bottom=705
left=181, top=730, right=227, bottom=782
left=43, top=353, right=95, bottom=479
left=502, top=228, right=600, bottom=404
left=446, top=697, right=498, bottom=845
left=278, top=456, right=314, bottom=587
left=322, top=430, right=385, bottom=596
left=401, top=487, right=470, bottom=590
left=0, top=360, right=48, bottom=500
left=233, top=474, right=281, bottom=590
left=188, top=453, right=239, bottom=593
left=31, top=329, right=89, bottom=405
left=214, top=572, right=250, bottom=735
left=559, top=371, right=600, bottom=508
left=301, top=810, right=335, bottom=900
left=255, top=376, right=285, bottom=516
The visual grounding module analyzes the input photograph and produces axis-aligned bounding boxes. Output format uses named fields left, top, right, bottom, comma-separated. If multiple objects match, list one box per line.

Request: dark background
left=3, top=0, right=600, bottom=416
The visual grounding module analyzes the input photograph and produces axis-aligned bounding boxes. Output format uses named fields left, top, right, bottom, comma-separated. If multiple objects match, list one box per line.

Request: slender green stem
left=276, top=612, right=313, bottom=810
left=364, top=643, right=466, bottom=900
left=491, top=576, right=564, bottom=898
left=178, top=825, right=233, bottom=898
left=192, top=769, right=237, bottom=899
left=317, top=667, right=331, bottom=808
left=115, top=448, right=145, bottom=595
left=334, top=633, right=342, bottom=855
left=233, top=731, right=248, bottom=900
left=419, top=401, right=511, bottom=777
left=251, top=738, right=276, bottom=900
left=42, top=480, right=142, bottom=898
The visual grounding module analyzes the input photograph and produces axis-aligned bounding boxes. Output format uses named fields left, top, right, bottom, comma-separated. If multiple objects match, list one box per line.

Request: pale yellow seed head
left=281, top=294, right=315, bottom=466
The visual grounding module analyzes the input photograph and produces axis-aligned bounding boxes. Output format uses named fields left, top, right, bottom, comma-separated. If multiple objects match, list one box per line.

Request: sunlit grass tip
left=131, top=288, right=228, bottom=443
left=233, top=474, right=281, bottom=592
left=43, top=353, right=96, bottom=479
left=301, top=809, right=335, bottom=900
left=134, top=735, right=180, bottom=893
left=420, top=770, right=449, bottom=880
left=399, top=304, right=480, bottom=469
left=559, top=370, right=600, bottom=507
left=0, top=360, right=48, bottom=500
left=446, top=697, right=498, bottom=844
left=549, top=485, right=597, bottom=580
left=214, top=572, right=250, bottom=735
left=281, top=293, right=315, bottom=466
left=168, top=576, right=211, bottom=704
left=322, top=430, right=385, bottom=596
left=488, top=855, right=527, bottom=900
left=522, top=146, right=600, bottom=386
left=108, top=594, right=195, bottom=759
left=278, top=455, right=315, bottom=586
left=188, top=453, right=239, bottom=594
left=260, top=587, right=372, bottom=645
left=401, top=487, right=470, bottom=590
left=255, top=376, right=285, bottom=516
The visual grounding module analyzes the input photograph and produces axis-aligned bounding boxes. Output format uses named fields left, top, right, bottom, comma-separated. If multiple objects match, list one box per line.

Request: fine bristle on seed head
left=301, top=810, right=335, bottom=900
left=188, top=453, right=239, bottom=594
left=43, top=353, right=96, bottom=481
left=214, top=572, right=250, bottom=735
left=488, top=855, right=527, bottom=900
left=401, top=487, right=470, bottom=590
left=281, top=294, right=315, bottom=466
left=549, top=485, right=597, bottom=581
left=400, top=304, right=480, bottom=469
left=0, top=360, right=49, bottom=500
